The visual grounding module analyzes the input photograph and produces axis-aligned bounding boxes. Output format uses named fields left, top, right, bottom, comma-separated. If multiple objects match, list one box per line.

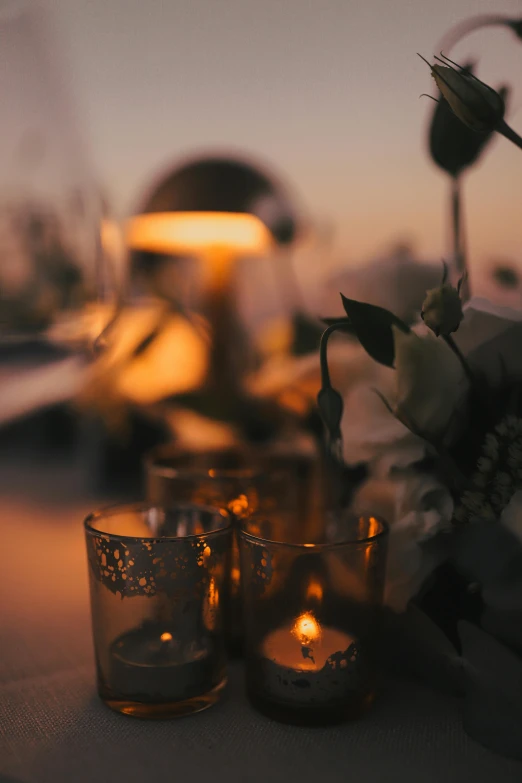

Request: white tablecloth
left=1, top=457, right=522, bottom=783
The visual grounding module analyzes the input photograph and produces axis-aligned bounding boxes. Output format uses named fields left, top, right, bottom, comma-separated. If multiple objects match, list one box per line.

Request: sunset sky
left=49, top=0, right=522, bottom=281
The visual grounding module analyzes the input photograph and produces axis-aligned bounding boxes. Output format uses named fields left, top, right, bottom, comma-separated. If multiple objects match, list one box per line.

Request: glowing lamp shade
left=126, top=155, right=299, bottom=257
left=124, top=155, right=300, bottom=416
left=127, top=211, right=273, bottom=256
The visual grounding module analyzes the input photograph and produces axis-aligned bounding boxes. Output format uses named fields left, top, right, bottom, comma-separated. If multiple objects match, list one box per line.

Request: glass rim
left=84, top=501, right=232, bottom=544
left=239, top=515, right=389, bottom=551
left=144, top=444, right=264, bottom=481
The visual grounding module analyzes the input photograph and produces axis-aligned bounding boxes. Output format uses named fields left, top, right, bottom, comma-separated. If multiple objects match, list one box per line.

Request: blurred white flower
left=354, top=470, right=453, bottom=611
left=394, top=326, right=468, bottom=441
left=341, top=296, right=522, bottom=612
left=341, top=326, right=468, bottom=471
left=341, top=375, right=426, bottom=472
left=455, top=297, right=522, bottom=388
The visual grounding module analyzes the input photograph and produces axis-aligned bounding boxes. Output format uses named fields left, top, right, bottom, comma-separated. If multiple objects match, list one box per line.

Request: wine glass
left=0, top=1, right=116, bottom=348
left=0, top=2, right=119, bottom=427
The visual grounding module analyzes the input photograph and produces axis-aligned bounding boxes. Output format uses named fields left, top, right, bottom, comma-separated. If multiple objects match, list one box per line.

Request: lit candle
left=262, top=612, right=355, bottom=671
left=253, top=607, right=368, bottom=711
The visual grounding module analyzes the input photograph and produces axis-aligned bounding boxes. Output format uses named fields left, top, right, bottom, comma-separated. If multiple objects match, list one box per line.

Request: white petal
left=385, top=510, right=446, bottom=611
left=393, top=327, right=468, bottom=440
left=456, top=297, right=522, bottom=356
left=456, top=299, right=522, bottom=386
left=341, top=376, right=408, bottom=465
left=500, top=491, right=522, bottom=543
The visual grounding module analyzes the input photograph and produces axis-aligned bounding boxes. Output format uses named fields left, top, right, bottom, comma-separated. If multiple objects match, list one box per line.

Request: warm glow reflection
left=361, top=516, right=381, bottom=567
left=208, top=578, right=218, bottom=607
left=305, top=578, right=323, bottom=603
left=227, top=494, right=249, bottom=518
left=160, top=632, right=173, bottom=642
left=126, top=211, right=273, bottom=256
left=115, top=311, right=208, bottom=404
left=368, top=516, right=381, bottom=537
left=76, top=305, right=209, bottom=415
left=230, top=566, right=241, bottom=586
left=292, top=611, right=321, bottom=646
left=166, top=408, right=239, bottom=451
left=203, top=577, right=219, bottom=631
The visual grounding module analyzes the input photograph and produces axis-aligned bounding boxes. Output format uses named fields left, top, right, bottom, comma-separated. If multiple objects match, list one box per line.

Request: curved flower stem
left=497, top=119, right=522, bottom=151
left=319, top=322, right=347, bottom=389
left=438, top=14, right=516, bottom=54
left=318, top=322, right=352, bottom=483
left=444, top=334, right=476, bottom=387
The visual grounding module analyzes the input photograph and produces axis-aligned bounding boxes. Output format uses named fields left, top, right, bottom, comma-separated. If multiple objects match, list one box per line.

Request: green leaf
left=340, top=294, right=410, bottom=367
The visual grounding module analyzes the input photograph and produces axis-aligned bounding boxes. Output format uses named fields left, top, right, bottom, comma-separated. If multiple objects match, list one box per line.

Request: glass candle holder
left=144, top=444, right=322, bottom=653
left=84, top=503, right=232, bottom=719
left=239, top=514, right=389, bottom=726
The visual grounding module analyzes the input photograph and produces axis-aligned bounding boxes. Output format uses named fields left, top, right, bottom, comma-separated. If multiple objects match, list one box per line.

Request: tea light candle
left=108, top=623, right=216, bottom=703
left=257, top=611, right=362, bottom=706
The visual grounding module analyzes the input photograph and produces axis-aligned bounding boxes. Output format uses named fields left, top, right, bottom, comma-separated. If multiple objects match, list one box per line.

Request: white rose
left=393, top=326, right=469, bottom=442
left=389, top=474, right=453, bottom=611
left=353, top=471, right=453, bottom=611
left=500, top=490, right=522, bottom=543
left=341, top=375, right=426, bottom=473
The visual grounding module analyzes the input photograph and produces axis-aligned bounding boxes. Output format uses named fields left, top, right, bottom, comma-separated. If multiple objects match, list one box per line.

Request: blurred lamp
left=127, top=155, right=297, bottom=256
left=126, top=154, right=300, bottom=422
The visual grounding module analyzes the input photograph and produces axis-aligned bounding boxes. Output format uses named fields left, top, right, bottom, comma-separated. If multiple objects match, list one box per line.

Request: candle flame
left=292, top=612, right=321, bottom=646
left=305, top=578, right=323, bottom=603
left=160, top=632, right=173, bottom=642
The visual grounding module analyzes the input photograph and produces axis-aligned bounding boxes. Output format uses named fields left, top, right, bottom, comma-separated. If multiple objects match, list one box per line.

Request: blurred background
left=2, top=0, right=522, bottom=498
left=57, top=0, right=522, bottom=279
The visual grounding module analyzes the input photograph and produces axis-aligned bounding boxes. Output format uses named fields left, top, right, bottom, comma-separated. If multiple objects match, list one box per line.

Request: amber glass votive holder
left=239, top=514, right=389, bottom=726
left=84, top=503, right=232, bottom=719
left=144, top=444, right=322, bottom=653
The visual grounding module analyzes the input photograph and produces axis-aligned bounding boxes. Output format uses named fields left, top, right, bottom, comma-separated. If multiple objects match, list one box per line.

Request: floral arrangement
left=316, top=16, right=522, bottom=760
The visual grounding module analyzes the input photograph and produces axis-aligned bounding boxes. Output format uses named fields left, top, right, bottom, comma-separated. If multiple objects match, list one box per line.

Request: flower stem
left=497, top=119, right=522, bottom=151
left=450, top=176, right=469, bottom=300
left=319, top=323, right=347, bottom=389
left=444, top=334, right=495, bottom=424
left=443, top=334, right=475, bottom=386
left=318, top=322, right=352, bottom=463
